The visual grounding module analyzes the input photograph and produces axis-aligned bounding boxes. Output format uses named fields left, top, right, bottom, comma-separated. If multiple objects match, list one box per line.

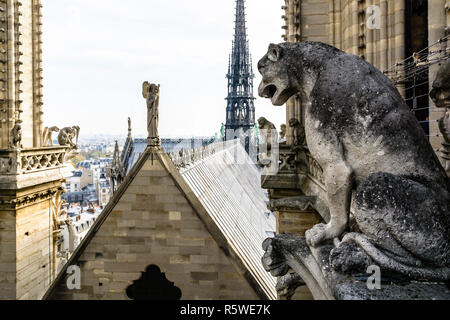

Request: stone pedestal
left=266, top=195, right=323, bottom=301
left=268, top=196, right=323, bottom=237
left=262, top=234, right=450, bottom=300
left=261, top=145, right=324, bottom=300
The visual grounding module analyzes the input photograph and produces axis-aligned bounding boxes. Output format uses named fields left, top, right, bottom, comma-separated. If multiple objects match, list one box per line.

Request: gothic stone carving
left=10, top=124, right=23, bottom=150
left=276, top=272, right=305, bottom=300
left=43, top=126, right=60, bottom=147
left=288, top=118, right=308, bottom=173
left=0, top=156, right=14, bottom=174
left=258, top=117, right=277, bottom=148
left=2, top=187, right=60, bottom=209
left=57, top=126, right=80, bottom=161
left=262, top=234, right=450, bottom=300
left=258, top=42, right=450, bottom=281
left=257, top=117, right=277, bottom=167
left=57, top=126, right=80, bottom=149
left=143, top=81, right=160, bottom=146
left=280, top=124, right=286, bottom=140
left=51, top=189, right=72, bottom=237
left=430, top=61, right=450, bottom=176
left=288, top=118, right=306, bottom=151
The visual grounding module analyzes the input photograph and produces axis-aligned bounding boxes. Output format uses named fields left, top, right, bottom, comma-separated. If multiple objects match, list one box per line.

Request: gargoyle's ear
left=268, top=44, right=282, bottom=62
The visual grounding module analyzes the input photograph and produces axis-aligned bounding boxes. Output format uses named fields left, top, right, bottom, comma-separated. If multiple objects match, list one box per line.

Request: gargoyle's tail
left=337, top=232, right=450, bottom=281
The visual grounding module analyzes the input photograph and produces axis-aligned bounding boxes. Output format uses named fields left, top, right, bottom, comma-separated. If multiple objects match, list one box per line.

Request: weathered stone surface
left=258, top=42, right=450, bottom=282
left=262, top=233, right=450, bottom=300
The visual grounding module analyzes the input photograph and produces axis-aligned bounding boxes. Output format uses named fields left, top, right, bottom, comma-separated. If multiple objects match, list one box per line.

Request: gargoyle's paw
left=330, top=241, right=372, bottom=274
left=261, top=238, right=290, bottom=277
left=305, top=223, right=327, bottom=247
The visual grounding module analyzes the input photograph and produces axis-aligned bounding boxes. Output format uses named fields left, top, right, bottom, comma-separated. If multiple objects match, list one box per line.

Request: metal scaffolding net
left=383, top=34, right=450, bottom=138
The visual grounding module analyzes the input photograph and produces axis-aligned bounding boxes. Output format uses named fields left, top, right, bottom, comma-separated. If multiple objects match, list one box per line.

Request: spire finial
left=225, top=0, right=255, bottom=153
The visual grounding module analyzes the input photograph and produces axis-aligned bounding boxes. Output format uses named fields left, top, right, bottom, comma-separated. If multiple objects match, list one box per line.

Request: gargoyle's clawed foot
left=306, top=223, right=346, bottom=247
left=262, top=238, right=290, bottom=277
left=276, top=273, right=305, bottom=300
left=306, top=223, right=326, bottom=247
left=330, top=241, right=373, bottom=274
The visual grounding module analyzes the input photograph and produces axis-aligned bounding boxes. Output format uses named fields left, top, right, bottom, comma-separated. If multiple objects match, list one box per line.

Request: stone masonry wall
left=49, top=154, right=258, bottom=300
left=0, top=195, right=16, bottom=299
left=15, top=197, right=53, bottom=300
left=0, top=184, right=54, bottom=300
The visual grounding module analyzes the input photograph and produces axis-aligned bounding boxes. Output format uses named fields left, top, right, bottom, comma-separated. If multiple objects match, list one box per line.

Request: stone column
left=352, top=0, right=359, bottom=56
left=429, top=0, right=448, bottom=152
left=32, top=0, right=44, bottom=148
left=394, top=0, right=406, bottom=97
left=366, top=0, right=374, bottom=64
left=379, top=0, right=389, bottom=71
left=387, top=0, right=395, bottom=69
left=0, top=0, right=44, bottom=150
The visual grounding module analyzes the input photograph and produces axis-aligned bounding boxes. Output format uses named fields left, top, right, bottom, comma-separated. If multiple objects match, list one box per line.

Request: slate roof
left=170, top=140, right=277, bottom=299
left=123, top=139, right=147, bottom=175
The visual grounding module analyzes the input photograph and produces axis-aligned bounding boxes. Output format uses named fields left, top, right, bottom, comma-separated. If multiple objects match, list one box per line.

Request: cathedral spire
left=225, top=0, right=255, bottom=152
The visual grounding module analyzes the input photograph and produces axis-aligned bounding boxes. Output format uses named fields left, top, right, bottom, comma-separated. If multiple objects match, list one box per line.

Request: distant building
left=56, top=204, right=102, bottom=274
left=65, top=170, right=82, bottom=194
left=97, top=177, right=111, bottom=207
left=64, top=158, right=112, bottom=205
left=113, top=117, right=214, bottom=185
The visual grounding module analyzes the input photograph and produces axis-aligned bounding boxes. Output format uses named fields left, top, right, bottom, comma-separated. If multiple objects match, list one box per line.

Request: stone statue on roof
left=143, top=81, right=160, bottom=146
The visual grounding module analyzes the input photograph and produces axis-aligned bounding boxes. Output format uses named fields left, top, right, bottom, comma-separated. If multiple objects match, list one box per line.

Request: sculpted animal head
left=289, top=118, right=299, bottom=127
left=430, top=61, right=450, bottom=109
left=257, top=117, right=270, bottom=129
left=258, top=43, right=300, bottom=106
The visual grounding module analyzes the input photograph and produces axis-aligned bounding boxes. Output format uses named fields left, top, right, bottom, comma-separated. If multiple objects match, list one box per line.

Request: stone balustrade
left=168, top=140, right=238, bottom=170
left=305, top=152, right=324, bottom=187
left=0, top=146, right=68, bottom=175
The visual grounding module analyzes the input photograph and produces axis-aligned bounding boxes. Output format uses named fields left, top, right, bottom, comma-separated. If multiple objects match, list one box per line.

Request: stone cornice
left=0, top=186, right=62, bottom=209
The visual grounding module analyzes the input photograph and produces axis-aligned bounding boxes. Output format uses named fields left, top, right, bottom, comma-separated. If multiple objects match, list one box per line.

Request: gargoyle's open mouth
left=260, top=84, right=278, bottom=99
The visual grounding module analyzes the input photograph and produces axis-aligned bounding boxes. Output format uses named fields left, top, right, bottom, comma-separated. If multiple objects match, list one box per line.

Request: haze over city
left=42, top=0, right=286, bottom=138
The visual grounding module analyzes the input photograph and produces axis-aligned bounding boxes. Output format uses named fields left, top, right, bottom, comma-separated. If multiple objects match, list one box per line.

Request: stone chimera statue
left=258, top=41, right=450, bottom=283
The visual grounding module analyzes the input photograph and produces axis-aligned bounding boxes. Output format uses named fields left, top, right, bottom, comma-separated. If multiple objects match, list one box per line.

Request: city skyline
left=42, top=0, right=286, bottom=138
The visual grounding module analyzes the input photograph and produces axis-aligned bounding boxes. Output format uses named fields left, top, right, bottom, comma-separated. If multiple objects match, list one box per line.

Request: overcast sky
left=42, top=0, right=286, bottom=138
